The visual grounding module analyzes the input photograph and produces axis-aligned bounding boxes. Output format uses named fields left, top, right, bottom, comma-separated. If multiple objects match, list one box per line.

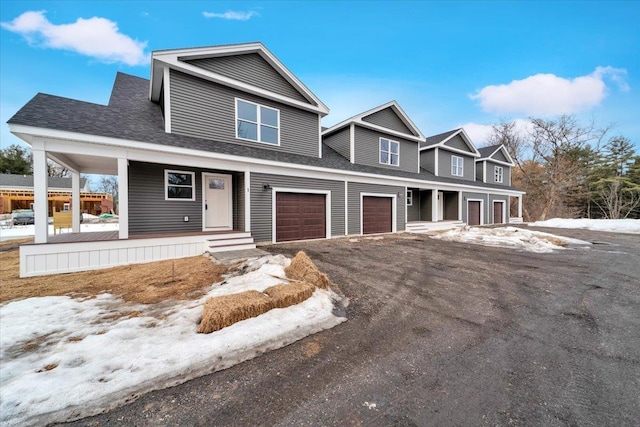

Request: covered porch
left=407, top=187, right=462, bottom=223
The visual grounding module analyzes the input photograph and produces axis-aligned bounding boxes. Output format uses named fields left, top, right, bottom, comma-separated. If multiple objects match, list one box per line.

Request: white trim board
left=466, top=198, right=485, bottom=225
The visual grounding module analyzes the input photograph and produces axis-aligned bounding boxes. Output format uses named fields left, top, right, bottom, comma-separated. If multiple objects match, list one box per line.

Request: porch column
left=33, top=148, right=48, bottom=244
left=118, top=158, right=128, bottom=239
left=244, top=171, right=251, bottom=232
left=431, top=189, right=438, bottom=222
left=518, top=196, right=523, bottom=218
left=458, top=191, right=463, bottom=220
left=71, top=171, right=81, bottom=232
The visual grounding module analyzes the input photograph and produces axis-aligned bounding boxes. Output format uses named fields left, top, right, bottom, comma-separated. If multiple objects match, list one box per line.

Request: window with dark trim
left=236, top=98, right=280, bottom=145
left=165, top=170, right=195, bottom=200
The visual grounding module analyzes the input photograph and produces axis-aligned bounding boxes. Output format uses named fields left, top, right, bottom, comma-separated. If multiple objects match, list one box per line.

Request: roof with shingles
left=420, top=128, right=461, bottom=148
left=477, top=144, right=502, bottom=159
left=8, top=72, right=520, bottom=192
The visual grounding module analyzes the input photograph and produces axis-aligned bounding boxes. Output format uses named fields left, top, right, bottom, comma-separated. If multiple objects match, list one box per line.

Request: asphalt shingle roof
left=8, top=72, right=520, bottom=192
left=477, top=144, right=502, bottom=159
left=420, top=128, right=461, bottom=149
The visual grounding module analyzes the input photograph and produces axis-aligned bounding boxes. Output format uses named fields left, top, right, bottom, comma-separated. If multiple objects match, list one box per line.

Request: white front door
left=438, top=191, right=444, bottom=221
left=203, top=173, right=232, bottom=229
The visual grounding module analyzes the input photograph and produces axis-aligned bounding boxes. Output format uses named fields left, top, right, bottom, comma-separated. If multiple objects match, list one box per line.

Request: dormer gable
left=476, top=144, right=515, bottom=167
left=419, top=128, right=480, bottom=157
left=150, top=42, right=329, bottom=116
left=322, top=101, right=425, bottom=143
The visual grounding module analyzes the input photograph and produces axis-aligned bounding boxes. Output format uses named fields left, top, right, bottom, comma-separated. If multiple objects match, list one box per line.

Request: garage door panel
left=276, top=192, right=326, bottom=242
left=468, top=201, right=481, bottom=226
left=362, top=196, right=392, bottom=234
left=493, top=202, right=503, bottom=224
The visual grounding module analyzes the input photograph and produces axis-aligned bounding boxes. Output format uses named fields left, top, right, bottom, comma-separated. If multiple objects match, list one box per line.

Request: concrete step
left=207, top=237, right=255, bottom=247
left=207, top=243, right=257, bottom=253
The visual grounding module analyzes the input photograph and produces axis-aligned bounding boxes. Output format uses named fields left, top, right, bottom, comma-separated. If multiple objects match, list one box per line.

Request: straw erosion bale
left=284, top=251, right=331, bottom=290
left=198, top=290, right=273, bottom=334
left=264, top=282, right=315, bottom=308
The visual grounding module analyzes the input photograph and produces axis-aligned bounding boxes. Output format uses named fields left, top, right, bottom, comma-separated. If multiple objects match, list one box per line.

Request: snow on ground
left=430, top=226, right=591, bottom=253
left=0, top=255, right=347, bottom=427
left=529, top=218, right=640, bottom=234
left=0, top=223, right=119, bottom=241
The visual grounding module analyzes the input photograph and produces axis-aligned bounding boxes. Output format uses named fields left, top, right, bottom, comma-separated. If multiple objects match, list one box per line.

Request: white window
left=451, top=155, right=464, bottom=177
left=494, top=166, right=503, bottom=183
left=165, top=170, right=195, bottom=201
left=380, top=138, right=399, bottom=166
left=236, top=99, right=280, bottom=145
left=407, top=189, right=413, bottom=206
left=63, top=203, right=70, bottom=211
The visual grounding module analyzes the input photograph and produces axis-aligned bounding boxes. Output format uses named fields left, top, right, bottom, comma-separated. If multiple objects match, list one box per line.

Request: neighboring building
left=8, top=42, right=524, bottom=277
left=0, top=174, right=113, bottom=215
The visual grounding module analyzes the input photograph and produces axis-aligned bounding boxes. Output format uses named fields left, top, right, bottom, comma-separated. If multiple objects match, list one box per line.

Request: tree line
left=488, top=115, right=640, bottom=220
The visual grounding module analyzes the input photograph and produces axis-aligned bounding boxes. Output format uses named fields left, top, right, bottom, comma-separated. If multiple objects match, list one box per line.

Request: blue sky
left=1, top=1, right=639, bottom=155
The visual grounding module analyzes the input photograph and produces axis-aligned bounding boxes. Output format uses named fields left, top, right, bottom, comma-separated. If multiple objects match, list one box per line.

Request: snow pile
left=430, top=226, right=591, bottom=253
left=529, top=218, right=640, bottom=234
left=0, top=255, right=346, bottom=426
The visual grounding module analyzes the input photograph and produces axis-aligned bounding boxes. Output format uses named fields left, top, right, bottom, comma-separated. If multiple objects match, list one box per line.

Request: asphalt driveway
left=64, top=227, right=640, bottom=427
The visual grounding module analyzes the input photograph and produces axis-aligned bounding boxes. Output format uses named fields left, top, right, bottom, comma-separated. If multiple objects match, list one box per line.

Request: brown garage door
left=362, top=196, right=392, bottom=234
left=276, top=192, right=326, bottom=242
left=468, top=201, right=481, bottom=225
left=493, top=202, right=503, bottom=224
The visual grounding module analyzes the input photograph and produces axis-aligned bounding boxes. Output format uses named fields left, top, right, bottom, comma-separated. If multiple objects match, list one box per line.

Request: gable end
left=362, top=107, right=415, bottom=135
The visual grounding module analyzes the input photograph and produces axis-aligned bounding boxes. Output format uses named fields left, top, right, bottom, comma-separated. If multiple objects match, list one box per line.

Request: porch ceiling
left=48, top=151, right=118, bottom=175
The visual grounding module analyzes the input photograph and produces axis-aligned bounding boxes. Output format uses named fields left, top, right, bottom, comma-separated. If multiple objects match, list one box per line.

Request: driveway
left=63, top=227, right=640, bottom=426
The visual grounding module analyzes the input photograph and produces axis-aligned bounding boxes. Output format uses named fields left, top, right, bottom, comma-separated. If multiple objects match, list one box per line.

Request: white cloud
left=1, top=10, right=148, bottom=66
left=460, top=119, right=533, bottom=146
left=202, top=10, right=258, bottom=21
left=470, top=67, right=629, bottom=116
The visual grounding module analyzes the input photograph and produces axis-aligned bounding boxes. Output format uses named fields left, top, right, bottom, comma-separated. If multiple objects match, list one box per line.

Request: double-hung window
left=494, top=166, right=503, bottom=183
left=165, top=170, right=195, bottom=201
left=380, top=138, right=399, bottom=166
left=236, top=99, right=279, bottom=145
left=451, top=155, right=464, bottom=177
left=407, top=189, right=413, bottom=206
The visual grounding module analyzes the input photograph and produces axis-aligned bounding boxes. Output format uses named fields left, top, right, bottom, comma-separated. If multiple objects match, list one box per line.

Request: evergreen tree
left=0, top=144, right=32, bottom=174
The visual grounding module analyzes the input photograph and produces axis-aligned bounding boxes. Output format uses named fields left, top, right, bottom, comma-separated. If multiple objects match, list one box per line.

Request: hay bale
left=264, top=282, right=315, bottom=309
left=198, top=290, right=274, bottom=334
left=284, top=251, right=331, bottom=289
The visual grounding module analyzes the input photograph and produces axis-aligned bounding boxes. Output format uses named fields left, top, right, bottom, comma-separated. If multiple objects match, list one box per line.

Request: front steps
left=405, top=221, right=465, bottom=233
left=206, top=232, right=256, bottom=253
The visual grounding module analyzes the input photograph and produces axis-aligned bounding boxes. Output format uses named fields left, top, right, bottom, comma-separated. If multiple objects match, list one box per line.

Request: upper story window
left=407, top=189, right=413, bottom=206
left=494, top=166, right=503, bottom=183
left=165, top=170, right=196, bottom=201
left=380, top=138, right=399, bottom=166
left=236, top=99, right=280, bottom=145
left=451, top=155, right=464, bottom=177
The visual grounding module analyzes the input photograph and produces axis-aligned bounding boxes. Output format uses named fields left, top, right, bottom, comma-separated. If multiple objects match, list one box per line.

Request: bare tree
left=46, top=159, right=70, bottom=177
left=593, top=178, right=640, bottom=219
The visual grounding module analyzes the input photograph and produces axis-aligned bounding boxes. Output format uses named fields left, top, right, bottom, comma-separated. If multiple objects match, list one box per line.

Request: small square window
left=165, top=170, right=195, bottom=201
left=379, top=138, right=399, bottom=166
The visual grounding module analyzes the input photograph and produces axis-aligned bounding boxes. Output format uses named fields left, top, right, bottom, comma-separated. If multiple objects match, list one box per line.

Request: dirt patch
left=0, top=248, right=226, bottom=304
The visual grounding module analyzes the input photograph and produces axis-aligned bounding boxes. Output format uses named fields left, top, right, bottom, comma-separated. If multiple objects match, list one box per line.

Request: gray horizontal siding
left=128, top=161, right=244, bottom=234
left=354, top=126, right=419, bottom=173
left=438, top=149, right=475, bottom=181
left=444, top=134, right=474, bottom=153
left=323, top=127, right=351, bottom=160
left=250, top=173, right=345, bottom=243
left=407, top=188, right=420, bottom=222
left=362, top=107, right=414, bottom=135
left=420, top=149, right=435, bottom=174
left=475, top=162, right=484, bottom=181
left=492, top=149, right=509, bottom=163
left=484, top=160, right=512, bottom=186
left=185, top=53, right=309, bottom=103
left=170, top=70, right=320, bottom=158
left=347, top=182, right=405, bottom=235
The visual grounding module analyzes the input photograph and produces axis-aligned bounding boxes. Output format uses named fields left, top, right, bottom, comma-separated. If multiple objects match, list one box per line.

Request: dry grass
left=540, top=236, right=569, bottom=247
left=0, top=247, right=226, bottom=304
left=284, top=251, right=331, bottom=290
left=198, top=290, right=274, bottom=334
left=263, top=282, right=315, bottom=309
